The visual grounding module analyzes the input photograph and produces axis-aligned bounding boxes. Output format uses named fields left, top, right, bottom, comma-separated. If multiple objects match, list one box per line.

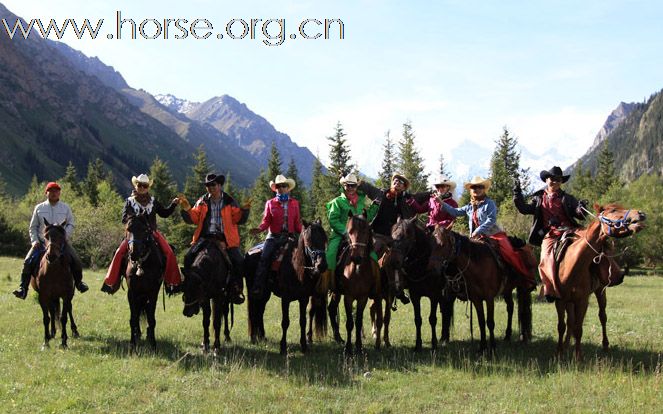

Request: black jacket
left=358, top=182, right=415, bottom=237
left=513, top=188, right=586, bottom=246
left=122, top=196, right=177, bottom=230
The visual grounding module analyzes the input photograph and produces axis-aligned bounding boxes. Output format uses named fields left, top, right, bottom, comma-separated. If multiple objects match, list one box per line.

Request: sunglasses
left=549, top=177, right=562, bottom=183
left=275, top=184, right=289, bottom=189
left=393, top=179, right=405, bottom=185
left=435, top=185, right=449, bottom=189
left=469, top=185, right=485, bottom=190
left=136, top=183, right=149, bottom=189
left=205, top=182, right=218, bottom=188
left=344, top=184, right=357, bottom=188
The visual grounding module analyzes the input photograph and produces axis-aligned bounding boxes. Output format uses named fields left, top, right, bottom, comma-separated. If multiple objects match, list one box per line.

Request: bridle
left=44, top=226, right=66, bottom=264
left=127, top=218, right=154, bottom=270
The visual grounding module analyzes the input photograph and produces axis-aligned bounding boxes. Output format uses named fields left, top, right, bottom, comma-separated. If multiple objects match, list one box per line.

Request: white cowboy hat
left=339, top=173, right=359, bottom=186
left=432, top=175, right=456, bottom=191
left=270, top=175, right=296, bottom=192
left=463, top=176, right=492, bottom=192
left=391, top=173, right=410, bottom=189
left=131, top=174, right=153, bottom=188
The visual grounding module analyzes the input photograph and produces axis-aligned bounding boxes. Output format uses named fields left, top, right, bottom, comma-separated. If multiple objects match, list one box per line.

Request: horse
left=328, top=212, right=383, bottom=356
left=124, top=213, right=164, bottom=351
left=553, top=203, right=645, bottom=359
left=181, top=236, right=234, bottom=354
left=245, top=220, right=328, bottom=354
left=32, top=219, right=75, bottom=348
left=431, top=225, right=533, bottom=354
left=387, top=217, right=455, bottom=351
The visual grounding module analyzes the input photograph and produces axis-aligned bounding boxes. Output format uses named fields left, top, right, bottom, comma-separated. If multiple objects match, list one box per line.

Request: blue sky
left=4, top=0, right=663, bottom=180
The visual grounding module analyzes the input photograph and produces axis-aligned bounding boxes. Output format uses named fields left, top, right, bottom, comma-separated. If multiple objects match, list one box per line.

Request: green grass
left=0, top=256, right=661, bottom=413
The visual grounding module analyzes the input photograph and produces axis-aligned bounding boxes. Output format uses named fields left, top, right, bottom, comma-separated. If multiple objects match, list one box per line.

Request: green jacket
left=326, top=192, right=378, bottom=236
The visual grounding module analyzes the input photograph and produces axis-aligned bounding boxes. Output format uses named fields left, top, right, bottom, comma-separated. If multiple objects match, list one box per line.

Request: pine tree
left=183, top=145, right=214, bottom=202
left=326, top=122, right=352, bottom=179
left=489, top=127, right=521, bottom=208
left=266, top=141, right=283, bottom=181
left=438, top=154, right=450, bottom=178
left=309, top=157, right=327, bottom=224
left=286, top=158, right=306, bottom=218
left=84, top=158, right=105, bottom=207
left=149, top=157, right=177, bottom=203
left=377, top=130, right=395, bottom=187
left=396, top=120, right=429, bottom=192
left=62, top=161, right=81, bottom=196
left=594, top=142, right=618, bottom=195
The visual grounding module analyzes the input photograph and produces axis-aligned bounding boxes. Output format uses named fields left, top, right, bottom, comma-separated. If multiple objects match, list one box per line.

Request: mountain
left=569, top=91, right=663, bottom=180
left=156, top=94, right=321, bottom=184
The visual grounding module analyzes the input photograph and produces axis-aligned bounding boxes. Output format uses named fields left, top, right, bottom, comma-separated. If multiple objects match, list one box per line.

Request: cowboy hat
left=203, top=173, right=225, bottom=186
left=391, top=173, right=410, bottom=189
left=432, top=175, right=456, bottom=191
left=540, top=166, right=570, bottom=183
left=463, top=176, right=492, bottom=192
left=131, top=174, right=153, bottom=188
left=270, top=175, right=296, bottom=192
left=339, top=173, right=359, bottom=186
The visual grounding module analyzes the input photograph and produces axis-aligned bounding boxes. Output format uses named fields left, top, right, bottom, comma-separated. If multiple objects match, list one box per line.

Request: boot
left=101, top=283, right=117, bottom=295
left=12, top=266, right=31, bottom=300
left=228, top=283, right=245, bottom=305
left=76, top=281, right=89, bottom=293
left=395, top=289, right=410, bottom=305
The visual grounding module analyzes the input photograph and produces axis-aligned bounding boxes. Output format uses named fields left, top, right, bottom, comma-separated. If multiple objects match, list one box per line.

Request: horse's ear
left=43, top=218, right=50, bottom=226
left=445, top=222, right=454, bottom=231
left=59, top=219, right=67, bottom=227
left=348, top=210, right=354, bottom=218
left=302, top=219, right=310, bottom=228
left=594, top=203, right=603, bottom=214
left=362, top=208, right=367, bottom=217
left=397, top=216, right=402, bottom=224
left=314, top=218, right=322, bottom=225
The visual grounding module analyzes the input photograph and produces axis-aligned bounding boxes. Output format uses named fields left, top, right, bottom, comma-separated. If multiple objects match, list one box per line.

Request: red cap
left=45, top=182, right=61, bottom=192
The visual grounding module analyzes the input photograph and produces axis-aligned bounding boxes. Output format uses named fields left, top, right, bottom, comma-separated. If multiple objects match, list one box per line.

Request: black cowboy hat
left=203, top=173, right=225, bottom=186
left=540, top=166, right=570, bottom=183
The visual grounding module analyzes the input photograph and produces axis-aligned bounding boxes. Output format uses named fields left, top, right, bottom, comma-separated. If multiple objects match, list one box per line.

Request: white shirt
left=29, top=200, right=75, bottom=244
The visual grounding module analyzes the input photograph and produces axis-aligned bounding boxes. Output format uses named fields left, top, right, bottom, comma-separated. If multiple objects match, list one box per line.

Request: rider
left=180, top=173, right=249, bottom=305
left=325, top=173, right=379, bottom=287
left=12, top=181, right=89, bottom=299
left=358, top=172, right=415, bottom=304
left=513, top=166, right=620, bottom=301
left=249, top=174, right=302, bottom=299
left=101, top=174, right=182, bottom=295
left=441, top=176, right=536, bottom=289
left=406, top=175, right=459, bottom=229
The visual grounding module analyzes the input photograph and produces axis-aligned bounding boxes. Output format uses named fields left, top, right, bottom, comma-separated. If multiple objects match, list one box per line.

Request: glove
left=402, top=191, right=412, bottom=200
left=512, top=181, right=522, bottom=195
left=440, top=192, right=452, bottom=200
left=178, top=195, right=191, bottom=211
left=578, top=199, right=589, bottom=211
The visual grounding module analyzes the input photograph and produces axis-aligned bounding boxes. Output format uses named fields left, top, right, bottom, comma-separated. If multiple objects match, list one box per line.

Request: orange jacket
left=182, top=192, right=249, bottom=248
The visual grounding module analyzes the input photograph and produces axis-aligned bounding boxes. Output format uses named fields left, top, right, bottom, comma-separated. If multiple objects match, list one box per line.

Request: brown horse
left=554, top=204, right=645, bottom=359
left=245, top=220, right=328, bottom=354
left=329, top=212, right=382, bottom=356
left=431, top=226, right=533, bottom=354
left=32, top=219, right=75, bottom=348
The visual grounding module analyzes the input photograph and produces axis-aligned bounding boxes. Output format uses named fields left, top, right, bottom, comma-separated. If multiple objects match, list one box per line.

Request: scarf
left=131, top=190, right=151, bottom=206
left=385, top=188, right=400, bottom=200
left=347, top=192, right=358, bottom=207
left=277, top=193, right=289, bottom=203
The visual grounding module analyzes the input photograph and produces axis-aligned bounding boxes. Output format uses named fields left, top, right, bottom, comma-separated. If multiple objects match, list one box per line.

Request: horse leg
left=329, top=293, right=344, bottom=343
left=573, top=298, right=590, bottom=361
left=145, top=296, right=158, bottom=352
left=343, top=296, right=354, bottom=356
left=258, top=298, right=267, bottom=340
left=129, top=294, right=140, bottom=351
left=299, top=299, right=308, bottom=353
left=503, top=290, right=514, bottom=342
left=555, top=300, right=566, bottom=357
left=202, top=300, right=211, bottom=353
left=212, top=299, right=222, bottom=352
left=564, top=302, right=575, bottom=350
left=517, top=286, right=533, bottom=343
left=370, top=299, right=377, bottom=339
left=355, top=297, right=369, bottom=354
left=68, top=305, right=79, bottom=338
left=372, top=297, right=383, bottom=351
left=440, top=295, right=454, bottom=346
left=383, top=296, right=392, bottom=348
left=412, top=294, right=423, bottom=352
left=40, top=301, right=51, bottom=348
left=280, top=299, right=290, bottom=355
left=429, top=298, right=438, bottom=351
left=486, top=299, right=496, bottom=355
left=473, top=300, right=487, bottom=354
left=50, top=300, right=58, bottom=339
left=596, top=289, right=609, bottom=351
left=307, top=297, right=314, bottom=345
left=222, top=301, right=231, bottom=343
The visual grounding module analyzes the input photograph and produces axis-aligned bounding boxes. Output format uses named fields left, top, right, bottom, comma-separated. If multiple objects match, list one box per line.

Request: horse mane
left=292, top=234, right=307, bottom=283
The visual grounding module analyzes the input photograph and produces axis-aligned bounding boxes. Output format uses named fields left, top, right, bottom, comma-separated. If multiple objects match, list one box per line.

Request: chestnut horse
left=329, top=212, right=383, bottom=356
left=181, top=237, right=233, bottom=354
left=553, top=204, right=645, bottom=359
left=32, top=219, right=75, bottom=348
left=245, top=220, right=328, bottom=354
left=125, top=213, right=164, bottom=351
left=431, top=226, right=533, bottom=354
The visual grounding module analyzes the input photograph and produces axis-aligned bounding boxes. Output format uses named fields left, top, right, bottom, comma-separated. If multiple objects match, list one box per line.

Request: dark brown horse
left=554, top=204, right=645, bottom=359
left=32, top=219, right=75, bottom=348
left=125, top=213, right=164, bottom=351
left=431, top=226, right=533, bottom=354
left=329, top=212, right=383, bottom=356
left=245, top=220, right=328, bottom=354
left=387, top=217, right=455, bottom=351
left=181, top=237, right=233, bottom=354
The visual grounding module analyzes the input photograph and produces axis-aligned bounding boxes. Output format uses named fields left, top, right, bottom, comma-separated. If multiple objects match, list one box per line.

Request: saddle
left=482, top=238, right=507, bottom=271
left=553, top=230, right=577, bottom=264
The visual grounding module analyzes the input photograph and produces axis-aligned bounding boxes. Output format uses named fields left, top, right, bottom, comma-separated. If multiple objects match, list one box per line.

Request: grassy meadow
left=0, top=256, right=661, bottom=413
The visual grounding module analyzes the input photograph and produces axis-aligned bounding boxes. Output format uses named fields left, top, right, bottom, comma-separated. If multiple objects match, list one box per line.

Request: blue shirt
left=441, top=197, right=501, bottom=237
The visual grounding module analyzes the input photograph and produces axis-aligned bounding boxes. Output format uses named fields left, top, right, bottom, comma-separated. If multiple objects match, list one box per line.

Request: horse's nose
left=638, top=211, right=646, bottom=221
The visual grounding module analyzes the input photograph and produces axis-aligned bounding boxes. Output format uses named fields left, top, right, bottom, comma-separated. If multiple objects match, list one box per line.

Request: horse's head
left=125, top=213, right=153, bottom=262
left=389, top=217, right=419, bottom=269
left=431, top=224, right=456, bottom=259
left=596, top=203, right=646, bottom=238
left=346, top=211, right=371, bottom=265
left=43, top=218, right=67, bottom=263
left=301, top=219, right=328, bottom=275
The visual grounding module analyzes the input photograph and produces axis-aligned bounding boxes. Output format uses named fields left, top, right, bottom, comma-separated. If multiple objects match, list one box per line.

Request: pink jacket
left=408, top=195, right=458, bottom=228
left=257, top=197, right=302, bottom=235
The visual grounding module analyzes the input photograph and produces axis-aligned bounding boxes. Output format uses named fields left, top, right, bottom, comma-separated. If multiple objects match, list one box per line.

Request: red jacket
left=257, top=197, right=302, bottom=235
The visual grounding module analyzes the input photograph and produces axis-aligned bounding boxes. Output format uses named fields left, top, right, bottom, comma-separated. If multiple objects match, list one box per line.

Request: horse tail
left=517, top=286, right=533, bottom=340
left=311, top=294, right=328, bottom=339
